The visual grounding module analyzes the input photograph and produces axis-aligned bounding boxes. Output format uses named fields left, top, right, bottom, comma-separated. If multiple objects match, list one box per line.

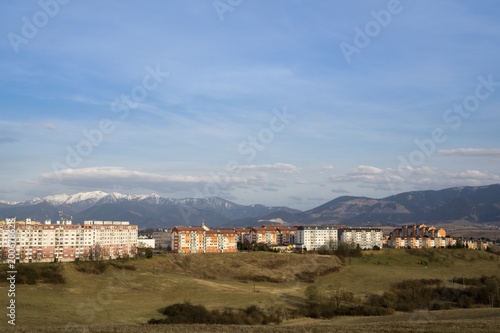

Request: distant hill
left=299, top=184, right=500, bottom=225
left=228, top=184, right=500, bottom=227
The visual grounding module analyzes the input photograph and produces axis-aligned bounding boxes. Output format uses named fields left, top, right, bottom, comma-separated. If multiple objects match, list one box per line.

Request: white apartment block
left=338, top=228, right=383, bottom=249
left=296, top=226, right=338, bottom=251
left=0, top=218, right=138, bottom=263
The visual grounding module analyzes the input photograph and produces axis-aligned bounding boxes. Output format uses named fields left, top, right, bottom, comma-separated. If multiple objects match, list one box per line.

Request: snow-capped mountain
left=2, top=184, right=498, bottom=229
left=0, top=191, right=301, bottom=229
left=43, top=191, right=109, bottom=206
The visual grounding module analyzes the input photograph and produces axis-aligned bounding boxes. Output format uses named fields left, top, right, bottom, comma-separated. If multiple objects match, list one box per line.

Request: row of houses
left=0, top=218, right=138, bottom=263
left=386, top=224, right=494, bottom=250
left=171, top=224, right=384, bottom=253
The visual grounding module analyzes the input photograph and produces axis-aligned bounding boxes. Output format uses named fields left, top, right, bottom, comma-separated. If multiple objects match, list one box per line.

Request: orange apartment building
left=249, top=225, right=297, bottom=245
left=171, top=224, right=237, bottom=253
left=250, top=226, right=279, bottom=245
left=388, top=224, right=455, bottom=249
left=234, top=227, right=252, bottom=244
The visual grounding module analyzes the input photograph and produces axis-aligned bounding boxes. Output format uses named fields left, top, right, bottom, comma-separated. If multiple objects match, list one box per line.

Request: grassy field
left=316, top=248, right=500, bottom=296
left=1, top=249, right=499, bottom=332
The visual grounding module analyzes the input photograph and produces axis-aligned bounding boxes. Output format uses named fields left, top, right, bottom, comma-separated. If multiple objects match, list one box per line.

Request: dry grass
left=3, top=308, right=500, bottom=333
left=1, top=249, right=499, bottom=332
left=0, top=252, right=341, bottom=329
left=316, top=248, right=500, bottom=296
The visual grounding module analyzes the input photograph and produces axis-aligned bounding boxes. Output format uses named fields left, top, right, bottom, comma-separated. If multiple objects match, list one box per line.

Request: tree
left=327, top=284, right=354, bottom=311
left=145, top=248, right=153, bottom=259
left=305, top=285, right=320, bottom=302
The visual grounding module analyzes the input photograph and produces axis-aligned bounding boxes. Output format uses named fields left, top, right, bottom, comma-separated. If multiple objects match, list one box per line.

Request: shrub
left=75, top=261, right=108, bottom=274
left=151, top=302, right=282, bottom=325
left=39, top=265, right=65, bottom=284
left=109, top=262, right=137, bottom=271
left=0, top=264, right=65, bottom=285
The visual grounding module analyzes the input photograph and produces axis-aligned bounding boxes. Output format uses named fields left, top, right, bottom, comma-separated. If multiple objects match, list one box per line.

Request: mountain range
left=0, top=191, right=300, bottom=229
left=1, top=184, right=499, bottom=229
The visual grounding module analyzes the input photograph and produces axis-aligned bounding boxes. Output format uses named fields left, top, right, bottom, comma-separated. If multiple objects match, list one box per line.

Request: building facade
left=338, top=228, right=383, bottom=249
left=171, top=224, right=237, bottom=254
left=296, top=226, right=338, bottom=251
left=0, top=218, right=138, bottom=263
left=249, top=226, right=279, bottom=245
left=387, top=224, right=455, bottom=249
left=152, top=230, right=171, bottom=249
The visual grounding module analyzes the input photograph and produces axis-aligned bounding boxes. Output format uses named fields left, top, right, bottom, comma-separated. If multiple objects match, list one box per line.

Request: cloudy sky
left=1, top=0, right=499, bottom=210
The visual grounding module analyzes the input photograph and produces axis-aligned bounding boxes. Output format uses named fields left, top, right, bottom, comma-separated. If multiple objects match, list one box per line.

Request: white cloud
left=328, top=164, right=500, bottom=193
left=236, top=163, right=300, bottom=174
left=41, top=167, right=210, bottom=188
left=44, top=123, right=57, bottom=131
left=451, top=169, right=500, bottom=181
left=40, top=166, right=290, bottom=195
left=350, top=165, right=385, bottom=175
left=438, top=148, right=500, bottom=157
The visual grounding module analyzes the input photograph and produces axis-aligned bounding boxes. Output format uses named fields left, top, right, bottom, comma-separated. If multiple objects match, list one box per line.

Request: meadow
left=1, top=249, right=499, bottom=332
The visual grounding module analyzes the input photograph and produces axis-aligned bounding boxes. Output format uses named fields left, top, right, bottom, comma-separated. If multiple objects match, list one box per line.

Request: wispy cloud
left=438, top=148, right=500, bottom=157
left=236, top=163, right=300, bottom=173
left=44, top=123, right=57, bottom=131
left=328, top=164, right=499, bottom=194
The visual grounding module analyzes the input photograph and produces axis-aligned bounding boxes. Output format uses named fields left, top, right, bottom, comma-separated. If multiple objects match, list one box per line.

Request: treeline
left=0, top=264, right=65, bottom=284
left=148, top=302, right=283, bottom=325
left=367, top=276, right=500, bottom=311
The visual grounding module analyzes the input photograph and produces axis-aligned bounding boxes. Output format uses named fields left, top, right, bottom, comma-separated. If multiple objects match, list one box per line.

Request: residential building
left=171, top=224, right=237, bottom=253
left=0, top=218, right=138, bottom=263
left=250, top=226, right=278, bottom=245
left=276, top=226, right=297, bottom=245
left=387, top=225, right=454, bottom=249
left=338, top=227, right=383, bottom=249
left=233, top=228, right=252, bottom=244
left=152, top=230, right=171, bottom=249
left=296, top=225, right=338, bottom=251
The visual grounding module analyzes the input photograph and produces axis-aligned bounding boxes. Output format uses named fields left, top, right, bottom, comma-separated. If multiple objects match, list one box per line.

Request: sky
left=1, top=0, right=499, bottom=210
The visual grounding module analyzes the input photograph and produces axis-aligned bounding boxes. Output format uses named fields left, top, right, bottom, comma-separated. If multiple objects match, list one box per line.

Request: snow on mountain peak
left=0, top=200, right=18, bottom=205
left=23, top=191, right=234, bottom=208
left=43, top=191, right=109, bottom=205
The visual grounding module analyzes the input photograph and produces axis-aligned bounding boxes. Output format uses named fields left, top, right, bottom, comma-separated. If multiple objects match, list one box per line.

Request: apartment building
left=0, top=218, right=138, bottom=263
left=249, top=226, right=279, bottom=245
left=152, top=230, right=171, bottom=249
left=387, top=224, right=455, bottom=249
left=296, top=226, right=338, bottom=251
left=338, top=227, right=383, bottom=249
left=276, top=226, right=297, bottom=245
left=234, top=228, right=252, bottom=244
left=171, top=224, right=237, bottom=253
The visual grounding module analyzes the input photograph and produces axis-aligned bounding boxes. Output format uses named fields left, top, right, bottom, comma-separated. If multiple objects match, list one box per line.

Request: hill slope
left=298, top=184, right=500, bottom=225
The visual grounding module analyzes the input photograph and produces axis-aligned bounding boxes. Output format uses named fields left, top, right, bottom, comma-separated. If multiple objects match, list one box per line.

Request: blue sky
left=1, top=0, right=499, bottom=210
